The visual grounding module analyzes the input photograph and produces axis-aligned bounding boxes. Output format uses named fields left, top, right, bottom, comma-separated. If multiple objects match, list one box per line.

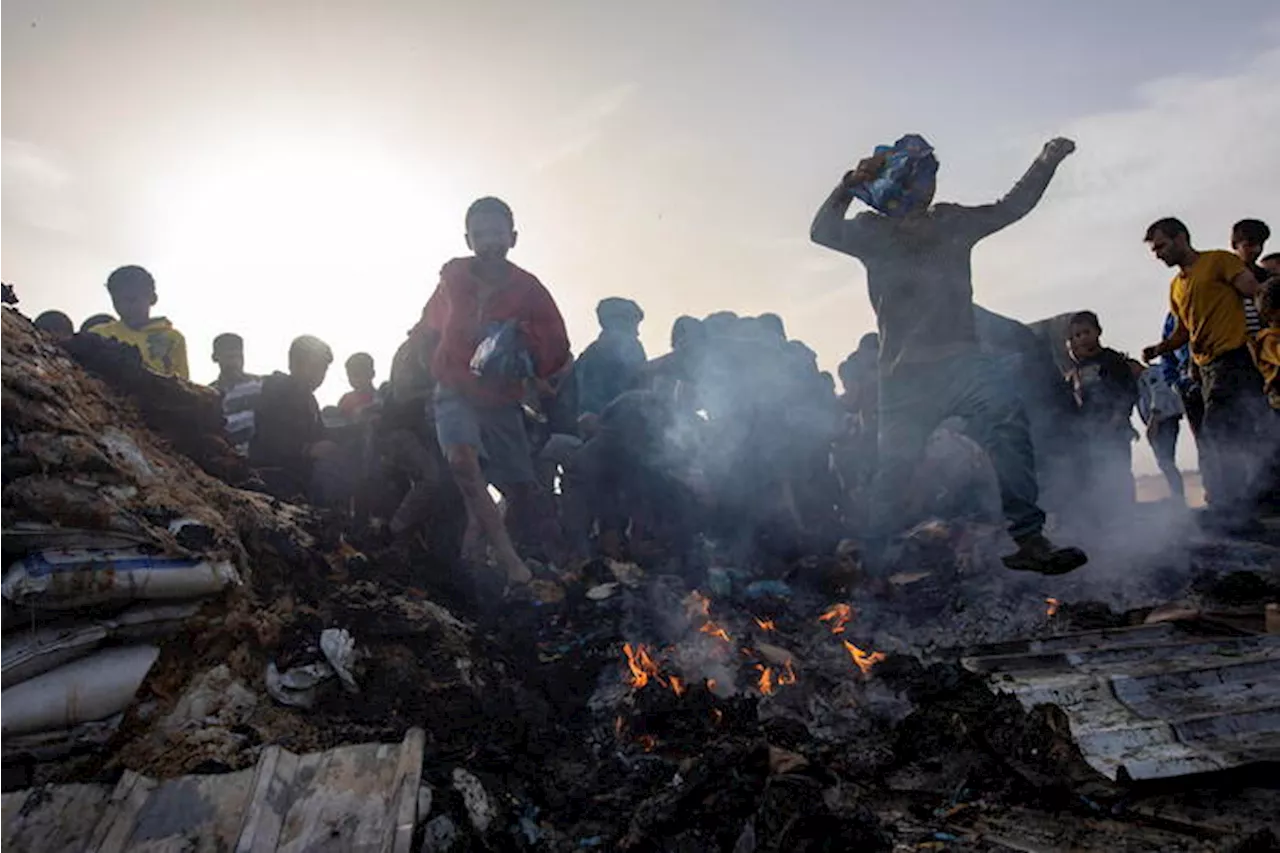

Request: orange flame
left=777, top=658, right=798, bottom=686
left=637, top=734, right=658, bottom=752
left=819, top=603, right=853, bottom=634
left=700, top=621, right=732, bottom=643
left=706, top=678, right=718, bottom=692
left=756, top=664, right=775, bottom=695
left=754, top=616, right=776, bottom=631
left=1045, top=597, right=1060, bottom=617
left=843, top=640, right=886, bottom=676
left=622, top=642, right=667, bottom=690
left=669, top=675, right=686, bottom=697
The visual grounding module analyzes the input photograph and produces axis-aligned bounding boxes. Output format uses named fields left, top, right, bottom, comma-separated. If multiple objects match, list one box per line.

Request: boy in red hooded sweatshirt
left=419, top=197, right=570, bottom=589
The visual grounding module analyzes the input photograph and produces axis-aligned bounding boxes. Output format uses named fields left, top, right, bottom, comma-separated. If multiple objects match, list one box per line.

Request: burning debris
left=3, top=309, right=1279, bottom=852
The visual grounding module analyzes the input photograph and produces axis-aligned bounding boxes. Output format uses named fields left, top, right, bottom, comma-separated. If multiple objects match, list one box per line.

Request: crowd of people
left=26, top=138, right=1279, bottom=595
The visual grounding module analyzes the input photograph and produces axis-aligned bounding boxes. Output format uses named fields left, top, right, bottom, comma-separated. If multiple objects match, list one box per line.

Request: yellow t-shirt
left=89, top=318, right=190, bottom=379
left=1252, top=327, right=1280, bottom=410
left=1169, top=250, right=1248, bottom=366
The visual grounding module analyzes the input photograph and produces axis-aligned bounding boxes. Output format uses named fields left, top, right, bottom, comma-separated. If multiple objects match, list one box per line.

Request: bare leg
left=445, top=444, right=530, bottom=585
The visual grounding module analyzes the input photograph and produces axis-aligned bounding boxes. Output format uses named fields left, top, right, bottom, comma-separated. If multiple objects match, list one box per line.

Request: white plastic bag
left=2, top=645, right=159, bottom=736
left=2, top=547, right=240, bottom=610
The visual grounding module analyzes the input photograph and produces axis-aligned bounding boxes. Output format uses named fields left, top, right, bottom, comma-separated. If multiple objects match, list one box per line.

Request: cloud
left=530, top=82, right=639, bottom=172
left=1, top=138, right=82, bottom=234
left=969, top=47, right=1280, bottom=344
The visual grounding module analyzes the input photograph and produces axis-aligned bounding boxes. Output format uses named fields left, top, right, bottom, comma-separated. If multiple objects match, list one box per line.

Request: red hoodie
left=418, top=257, right=570, bottom=404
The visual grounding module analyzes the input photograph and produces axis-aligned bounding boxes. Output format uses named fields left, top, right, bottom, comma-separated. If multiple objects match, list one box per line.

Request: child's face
left=466, top=211, right=516, bottom=261
left=110, top=285, right=154, bottom=328
left=346, top=364, right=374, bottom=389
left=1068, top=322, right=1101, bottom=360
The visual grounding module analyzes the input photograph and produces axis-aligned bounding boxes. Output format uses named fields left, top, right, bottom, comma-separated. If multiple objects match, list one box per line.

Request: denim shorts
left=434, top=388, right=536, bottom=486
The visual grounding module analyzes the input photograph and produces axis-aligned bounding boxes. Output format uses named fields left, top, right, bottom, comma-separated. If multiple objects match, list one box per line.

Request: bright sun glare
left=140, top=132, right=460, bottom=391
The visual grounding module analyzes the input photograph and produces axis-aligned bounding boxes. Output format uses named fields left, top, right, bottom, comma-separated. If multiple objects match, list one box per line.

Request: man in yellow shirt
left=88, top=266, right=189, bottom=379
left=1142, top=218, right=1265, bottom=529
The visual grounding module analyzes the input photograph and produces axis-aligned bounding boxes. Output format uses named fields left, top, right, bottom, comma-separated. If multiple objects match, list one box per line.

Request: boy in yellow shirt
left=1253, top=278, right=1280, bottom=411
left=88, top=266, right=189, bottom=379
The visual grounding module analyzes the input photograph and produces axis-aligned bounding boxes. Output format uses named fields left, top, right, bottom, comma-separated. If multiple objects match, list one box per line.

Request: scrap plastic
left=850, top=133, right=939, bottom=217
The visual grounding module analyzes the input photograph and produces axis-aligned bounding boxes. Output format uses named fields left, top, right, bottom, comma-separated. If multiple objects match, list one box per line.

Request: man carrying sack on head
left=811, top=134, right=1087, bottom=575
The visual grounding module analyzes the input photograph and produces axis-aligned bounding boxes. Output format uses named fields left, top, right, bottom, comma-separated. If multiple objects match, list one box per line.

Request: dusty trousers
left=1198, top=347, right=1268, bottom=513
left=873, top=352, right=1045, bottom=540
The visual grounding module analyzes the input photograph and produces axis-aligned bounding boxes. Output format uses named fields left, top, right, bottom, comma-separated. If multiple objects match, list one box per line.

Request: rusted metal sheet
left=0, top=728, right=424, bottom=853
left=960, top=624, right=1280, bottom=781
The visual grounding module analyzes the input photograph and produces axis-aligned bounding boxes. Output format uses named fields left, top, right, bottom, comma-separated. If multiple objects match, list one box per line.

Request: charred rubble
left=3, top=307, right=1279, bottom=852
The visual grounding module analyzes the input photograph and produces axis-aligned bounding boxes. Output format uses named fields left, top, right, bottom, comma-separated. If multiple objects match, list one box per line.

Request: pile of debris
left=3, top=307, right=1279, bottom=852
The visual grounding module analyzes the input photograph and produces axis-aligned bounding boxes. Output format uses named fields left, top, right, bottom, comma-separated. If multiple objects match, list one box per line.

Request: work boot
left=1002, top=533, right=1088, bottom=575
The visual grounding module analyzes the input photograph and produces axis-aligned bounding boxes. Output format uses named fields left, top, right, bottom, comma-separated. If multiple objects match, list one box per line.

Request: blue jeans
left=874, top=352, right=1045, bottom=540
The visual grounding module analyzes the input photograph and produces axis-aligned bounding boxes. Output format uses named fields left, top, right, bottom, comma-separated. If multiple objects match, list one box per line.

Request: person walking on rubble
left=415, top=197, right=571, bottom=591
left=810, top=135, right=1087, bottom=575
left=1142, top=218, right=1267, bottom=532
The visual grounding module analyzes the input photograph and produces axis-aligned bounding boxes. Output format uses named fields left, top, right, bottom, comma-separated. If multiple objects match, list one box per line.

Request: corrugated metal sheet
left=960, top=623, right=1280, bottom=781
left=1, top=728, right=424, bottom=853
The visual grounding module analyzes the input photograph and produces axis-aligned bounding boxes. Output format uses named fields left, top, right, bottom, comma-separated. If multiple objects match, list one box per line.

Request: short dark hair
left=212, top=332, right=243, bottom=352
left=345, top=352, right=374, bottom=371
left=33, top=310, right=74, bottom=337
left=1261, top=252, right=1280, bottom=266
left=671, top=315, right=704, bottom=350
left=1232, top=219, right=1270, bottom=246
left=1258, top=277, right=1280, bottom=319
left=1069, top=310, right=1101, bottom=331
left=1145, top=218, right=1190, bottom=243
left=105, top=265, right=155, bottom=295
left=289, top=335, right=333, bottom=367
left=756, top=312, right=786, bottom=340
left=80, top=313, right=115, bottom=332
left=465, top=196, right=514, bottom=231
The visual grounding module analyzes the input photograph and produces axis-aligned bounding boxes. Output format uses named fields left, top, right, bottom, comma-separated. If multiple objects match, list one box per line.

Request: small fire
left=819, top=603, right=853, bottom=634
left=1045, top=597, right=1060, bottom=617
left=687, top=590, right=732, bottom=643
left=637, top=734, right=658, bottom=752
left=777, top=658, right=798, bottom=686
left=754, top=616, right=776, bottom=631
left=669, top=675, right=686, bottom=697
left=622, top=642, right=667, bottom=690
left=756, top=664, right=776, bottom=695
left=706, top=678, right=718, bottom=692
left=700, top=621, right=732, bottom=643
left=843, top=640, right=886, bottom=676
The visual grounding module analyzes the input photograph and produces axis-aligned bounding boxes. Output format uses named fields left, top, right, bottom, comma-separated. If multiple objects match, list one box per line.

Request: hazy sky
left=4, top=1, right=1278, bottom=472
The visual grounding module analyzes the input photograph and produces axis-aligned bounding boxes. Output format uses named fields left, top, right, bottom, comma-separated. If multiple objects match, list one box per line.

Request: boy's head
left=345, top=352, right=375, bottom=389
left=212, top=333, right=245, bottom=375
left=288, top=335, right=334, bottom=392
left=1231, top=219, right=1270, bottom=265
left=80, top=313, right=114, bottom=333
left=1067, top=311, right=1103, bottom=360
left=671, top=315, right=704, bottom=351
left=465, top=196, right=517, bottom=262
left=1144, top=218, right=1193, bottom=268
left=1258, top=277, right=1280, bottom=328
left=1260, top=252, right=1280, bottom=279
left=756, top=312, right=786, bottom=341
left=597, top=297, right=644, bottom=335
left=33, top=310, right=75, bottom=341
left=105, top=265, right=156, bottom=328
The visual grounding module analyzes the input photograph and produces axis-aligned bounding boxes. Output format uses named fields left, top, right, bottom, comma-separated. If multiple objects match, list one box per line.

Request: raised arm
left=958, top=138, right=1075, bottom=240
left=810, top=173, right=876, bottom=258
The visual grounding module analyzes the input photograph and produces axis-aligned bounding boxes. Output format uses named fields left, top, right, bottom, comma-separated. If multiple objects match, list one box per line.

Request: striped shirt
left=210, top=374, right=263, bottom=454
